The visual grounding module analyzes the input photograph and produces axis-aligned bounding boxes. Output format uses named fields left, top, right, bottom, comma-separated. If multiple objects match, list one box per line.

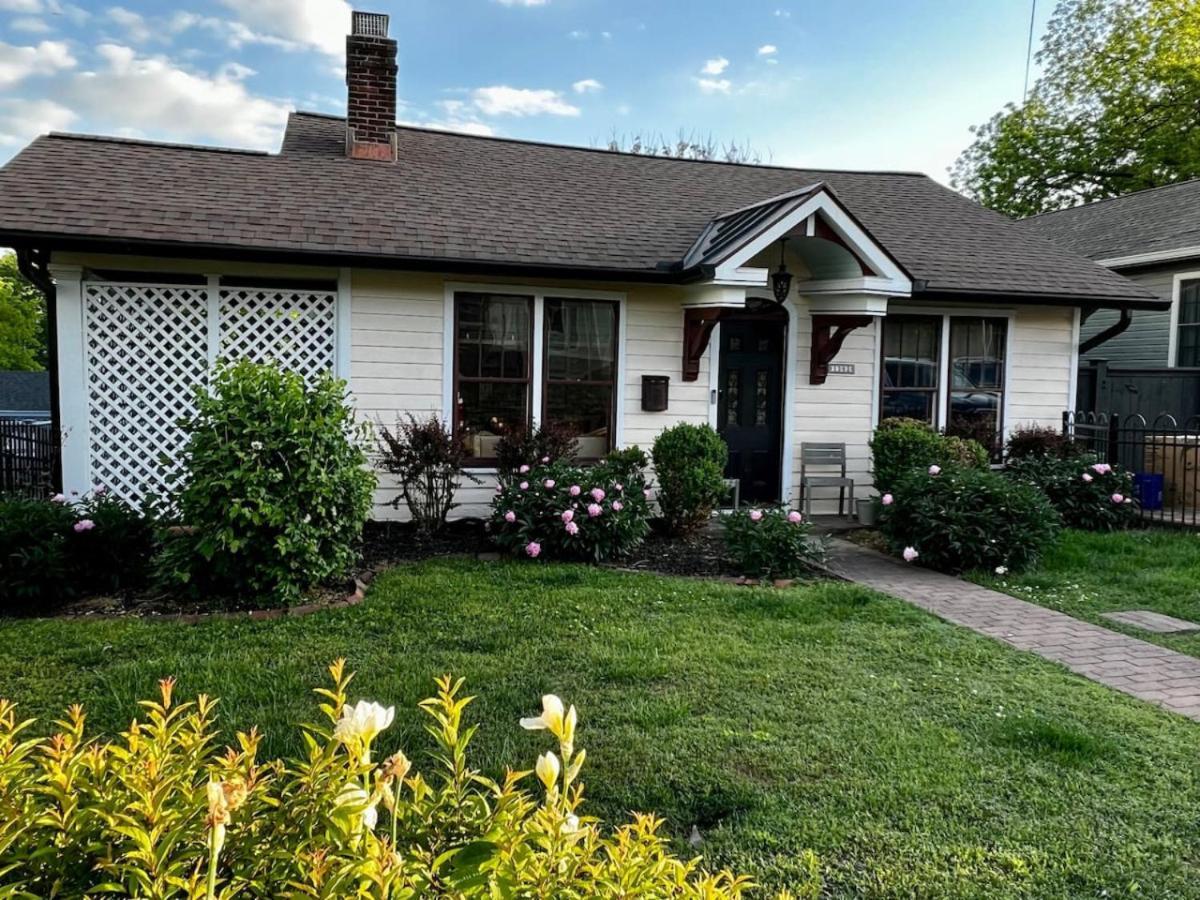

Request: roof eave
left=915, top=285, right=1169, bottom=311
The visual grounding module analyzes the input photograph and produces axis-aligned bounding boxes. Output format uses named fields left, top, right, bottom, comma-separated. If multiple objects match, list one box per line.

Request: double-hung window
left=1176, top=279, right=1200, bottom=366
left=880, top=313, right=1008, bottom=450
left=453, top=290, right=619, bottom=464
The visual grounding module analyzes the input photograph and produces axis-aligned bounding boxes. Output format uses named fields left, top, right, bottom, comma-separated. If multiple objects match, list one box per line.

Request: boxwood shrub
left=652, top=423, right=728, bottom=534
left=880, top=464, right=1060, bottom=574
left=870, top=417, right=989, bottom=493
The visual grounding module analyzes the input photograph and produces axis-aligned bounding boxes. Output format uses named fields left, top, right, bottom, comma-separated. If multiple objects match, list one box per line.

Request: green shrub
left=164, top=360, right=376, bottom=607
left=880, top=464, right=1060, bottom=574
left=652, top=423, right=728, bottom=534
left=494, top=421, right=578, bottom=475
left=69, top=488, right=159, bottom=594
left=1005, top=425, right=1080, bottom=460
left=1006, top=454, right=1136, bottom=531
left=0, top=664, right=801, bottom=898
left=722, top=507, right=825, bottom=579
left=490, top=458, right=651, bottom=562
left=375, top=414, right=478, bottom=535
left=870, top=418, right=988, bottom=492
left=0, top=494, right=77, bottom=609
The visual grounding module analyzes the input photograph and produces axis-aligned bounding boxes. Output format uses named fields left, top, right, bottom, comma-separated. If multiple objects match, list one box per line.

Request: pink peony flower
left=1091, top=462, right=1111, bottom=474
left=569, top=485, right=582, bottom=497
left=1081, top=473, right=1093, bottom=483
left=93, top=486, right=108, bottom=496
left=787, top=510, right=803, bottom=524
left=561, top=509, right=574, bottom=523
left=519, top=464, right=531, bottom=474
left=644, top=488, right=653, bottom=498
left=902, top=546, right=919, bottom=562
left=495, top=484, right=504, bottom=493
left=881, top=493, right=894, bottom=506
left=1111, top=493, right=1125, bottom=504
left=544, top=479, right=556, bottom=489
left=50, top=493, right=66, bottom=503
left=928, top=465, right=942, bottom=476
left=591, top=487, right=606, bottom=502
left=615, top=483, right=624, bottom=492
left=612, top=500, right=623, bottom=512
left=565, top=521, right=579, bottom=536
left=525, top=541, right=541, bottom=558
left=587, top=503, right=602, bottom=517
left=504, top=510, right=516, bottom=523
left=74, top=519, right=95, bottom=533
left=519, top=481, right=529, bottom=491
left=541, top=456, right=550, bottom=464
left=749, top=509, right=763, bottom=522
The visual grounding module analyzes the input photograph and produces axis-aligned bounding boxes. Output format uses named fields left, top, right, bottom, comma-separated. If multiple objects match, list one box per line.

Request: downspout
left=1078, top=306, right=1132, bottom=356
left=14, top=245, right=61, bottom=490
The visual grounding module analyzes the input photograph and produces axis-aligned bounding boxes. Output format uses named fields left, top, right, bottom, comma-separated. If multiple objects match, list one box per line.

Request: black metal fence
left=1063, top=410, right=1200, bottom=527
left=0, top=417, right=58, bottom=499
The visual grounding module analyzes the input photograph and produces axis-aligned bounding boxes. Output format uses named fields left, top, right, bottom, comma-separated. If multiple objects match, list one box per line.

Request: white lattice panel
left=219, top=288, right=337, bottom=380
left=83, top=283, right=209, bottom=503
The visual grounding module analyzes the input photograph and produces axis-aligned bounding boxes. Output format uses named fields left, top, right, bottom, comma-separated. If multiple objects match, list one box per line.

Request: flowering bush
left=161, top=360, right=376, bottom=607
left=375, top=413, right=478, bottom=535
left=652, top=423, right=729, bottom=534
left=0, top=489, right=157, bottom=611
left=880, top=464, right=1060, bottom=574
left=722, top=507, right=825, bottom=579
left=1005, top=454, right=1136, bottom=531
left=870, top=417, right=989, bottom=494
left=494, top=420, right=579, bottom=475
left=490, top=452, right=651, bottom=562
left=1005, top=425, right=1081, bottom=460
left=0, top=663, right=801, bottom=898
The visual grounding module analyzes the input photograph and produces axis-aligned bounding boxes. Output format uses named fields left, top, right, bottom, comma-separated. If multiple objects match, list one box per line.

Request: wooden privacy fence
left=0, top=417, right=57, bottom=499
left=1063, top=410, right=1200, bottom=527
left=1077, top=360, right=1200, bottom=424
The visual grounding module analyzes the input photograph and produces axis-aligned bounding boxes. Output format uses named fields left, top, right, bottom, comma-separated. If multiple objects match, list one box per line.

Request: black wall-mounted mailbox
left=642, top=375, right=669, bottom=412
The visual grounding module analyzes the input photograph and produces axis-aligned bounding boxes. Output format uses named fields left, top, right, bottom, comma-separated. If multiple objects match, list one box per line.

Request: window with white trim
left=452, top=291, right=619, bottom=463
left=1176, top=279, right=1200, bottom=366
left=880, top=314, right=1008, bottom=451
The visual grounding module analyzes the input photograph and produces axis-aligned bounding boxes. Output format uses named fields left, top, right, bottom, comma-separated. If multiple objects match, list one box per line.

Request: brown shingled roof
left=0, top=111, right=1161, bottom=308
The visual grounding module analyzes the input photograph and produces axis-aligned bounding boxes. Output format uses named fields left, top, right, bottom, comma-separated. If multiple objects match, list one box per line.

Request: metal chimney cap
left=351, top=11, right=389, bottom=37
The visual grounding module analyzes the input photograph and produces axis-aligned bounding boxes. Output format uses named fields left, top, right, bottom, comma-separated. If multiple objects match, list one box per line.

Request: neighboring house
left=0, top=370, right=50, bottom=421
left=0, top=12, right=1163, bottom=517
left=1019, top=179, right=1200, bottom=371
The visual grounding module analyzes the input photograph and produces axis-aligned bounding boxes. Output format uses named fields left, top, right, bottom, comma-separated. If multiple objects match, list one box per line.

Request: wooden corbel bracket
left=810, top=314, right=872, bottom=384
left=682, top=308, right=723, bottom=381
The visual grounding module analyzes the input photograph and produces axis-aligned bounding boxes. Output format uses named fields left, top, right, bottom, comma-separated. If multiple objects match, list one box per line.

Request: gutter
left=915, top=286, right=1167, bottom=312
left=1079, top=307, right=1133, bottom=355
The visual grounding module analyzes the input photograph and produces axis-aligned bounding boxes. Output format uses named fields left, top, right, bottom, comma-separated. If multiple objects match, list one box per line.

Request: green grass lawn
left=973, top=528, right=1200, bottom=658
left=2, top=560, right=1199, bottom=897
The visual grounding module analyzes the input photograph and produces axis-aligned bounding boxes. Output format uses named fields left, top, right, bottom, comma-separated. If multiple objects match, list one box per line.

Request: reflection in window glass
left=725, top=369, right=740, bottom=426
left=881, top=316, right=940, bottom=425
left=455, top=293, right=532, bottom=461
left=947, top=317, right=1006, bottom=452
left=1178, top=280, right=1200, bottom=366
left=544, top=298, right=618, bottom=458
left=755, top=369, right=769, bottom=426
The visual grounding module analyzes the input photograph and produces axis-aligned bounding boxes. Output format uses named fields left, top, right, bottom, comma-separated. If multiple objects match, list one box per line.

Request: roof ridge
left=1023, top=177, right=1200, bottom=221
left=44, top=132, right=271, bottom=157
left=288, top=109, right=934, bottom=179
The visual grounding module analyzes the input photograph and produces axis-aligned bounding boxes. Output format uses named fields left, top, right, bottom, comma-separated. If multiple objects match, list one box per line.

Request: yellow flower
left=521, top=694, right=576, bottom=741
left=334, top=700, right=395, bottom=763
left=535, top=751, right=560, bottom=791
left=334, top=782, right=378, bottom=833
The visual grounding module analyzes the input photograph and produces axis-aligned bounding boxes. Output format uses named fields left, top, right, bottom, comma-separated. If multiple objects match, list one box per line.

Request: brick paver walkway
left=828, top=538, right=1200, bottom=721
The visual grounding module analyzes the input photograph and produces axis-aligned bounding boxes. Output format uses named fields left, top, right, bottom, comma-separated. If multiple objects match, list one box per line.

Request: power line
left=1023, top=0, right=1038, bottom=103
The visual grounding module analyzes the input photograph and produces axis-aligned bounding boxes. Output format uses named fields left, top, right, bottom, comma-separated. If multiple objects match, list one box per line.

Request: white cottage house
left=0, top=12, right=1165, bottom=518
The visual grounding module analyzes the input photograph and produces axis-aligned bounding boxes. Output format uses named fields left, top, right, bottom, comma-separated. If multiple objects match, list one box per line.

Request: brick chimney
left=345, top=11, right=397, bottom=161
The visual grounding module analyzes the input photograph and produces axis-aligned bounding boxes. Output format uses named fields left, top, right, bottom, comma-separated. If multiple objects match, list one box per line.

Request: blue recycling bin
left=1134, top=473, right=1164, bottom=510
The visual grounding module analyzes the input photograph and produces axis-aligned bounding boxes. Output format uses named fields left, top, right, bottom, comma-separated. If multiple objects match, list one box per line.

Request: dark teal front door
left=717, top=312, right=785, bottom=504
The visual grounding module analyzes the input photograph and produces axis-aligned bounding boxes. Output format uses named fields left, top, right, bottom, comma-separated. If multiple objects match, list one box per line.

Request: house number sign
left=827, top=363, right=855, bottom=375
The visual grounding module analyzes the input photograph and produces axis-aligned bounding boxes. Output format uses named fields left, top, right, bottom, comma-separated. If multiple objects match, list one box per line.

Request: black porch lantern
left=770, top=237, right=792, bottom=305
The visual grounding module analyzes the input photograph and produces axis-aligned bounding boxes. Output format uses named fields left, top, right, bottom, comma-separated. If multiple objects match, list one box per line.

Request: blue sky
left=0, top=0, right=1050, bottom=182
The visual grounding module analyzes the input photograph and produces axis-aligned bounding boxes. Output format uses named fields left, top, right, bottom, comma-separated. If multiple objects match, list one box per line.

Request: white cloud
left=471, top=86, right=580, bottom=117
left=0, top=40, right=76, bottom=88
left=701, top=56, right=729, bottom=75
left=572, top=78, right=603, bottom=94
left=757, top=44, right=777, bottom=56
left=568, top=29, right=587, bottom=39
left=600, top=30, right=611, bottom=39
left=0, top=96, right=76, bottom=146
left=66, top=43, right=291, bottom=149
left=215, top=0, right=352, bottom=57
left=695, top=77, right=731, bottom=95
left=0, top=0, right=42, bottom=11
left=773, top=8, right=791, bottom=17
left=107, top=6, right=151, bottom=43
left=495, top=0, right=549, bottom=5
left=11, top=15, right=50, bottom=31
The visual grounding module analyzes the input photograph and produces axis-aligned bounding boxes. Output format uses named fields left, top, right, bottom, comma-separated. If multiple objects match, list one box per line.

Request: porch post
left=48, top=264, right=89, bottom=496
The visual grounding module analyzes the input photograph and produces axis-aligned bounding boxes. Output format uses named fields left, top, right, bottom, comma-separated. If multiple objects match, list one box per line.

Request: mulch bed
left=616, top=526, right=742, bottom=579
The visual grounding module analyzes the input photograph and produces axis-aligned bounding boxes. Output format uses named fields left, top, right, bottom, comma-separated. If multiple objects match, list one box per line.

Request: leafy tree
left=952, top=0, right=1200, bottom=217
left=603, top=128, right=767, bottom=164
left=0, top=251, right=47, bottom=370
